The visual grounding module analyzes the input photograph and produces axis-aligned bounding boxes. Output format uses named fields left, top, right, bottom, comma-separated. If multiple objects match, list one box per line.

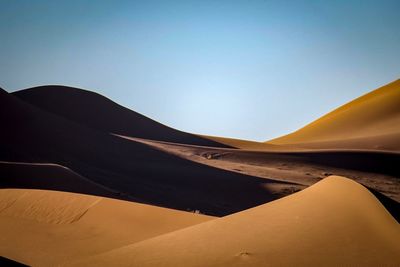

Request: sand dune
left=288, top=131, right=400, bottom=151
left=199, top=135, right=298, bottom=150
left=13, top=85, right=230, bottom=147
left=127, top=137, right=400, bottom=209
left=203, top=80, right=400, bottom=151
left=1, top=82, right=399, bottom=266
left=0, top=161, right=117, bottom=198
left=69, top=176, right=400, bottom=267
left=267, top=79, right=400, bottom=150
left=1, top=88, right=295, bottom=216
left=0, top=188, right=214, bottom=266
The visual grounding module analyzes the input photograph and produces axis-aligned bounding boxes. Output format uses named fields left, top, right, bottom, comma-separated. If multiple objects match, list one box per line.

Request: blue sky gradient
left=1, top=0, right=399, bottom=140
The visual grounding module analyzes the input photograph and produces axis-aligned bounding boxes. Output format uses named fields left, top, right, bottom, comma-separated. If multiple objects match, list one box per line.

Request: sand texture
left=68, top=176, right=400, bottom=267
left=0, top=188, right=213, bottom=266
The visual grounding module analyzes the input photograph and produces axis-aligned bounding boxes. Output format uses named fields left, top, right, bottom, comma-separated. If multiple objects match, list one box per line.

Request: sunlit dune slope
left=12, top=85, right=230, bottom=147
left=0, top=188, right=214, bottom=266
left=70, top=176, right=400, bottom=267
left=288, top=132, right=400, bottom=151
left=268, top=80, right=400, bottom=150
left=1, top=88, right=290, bottom=216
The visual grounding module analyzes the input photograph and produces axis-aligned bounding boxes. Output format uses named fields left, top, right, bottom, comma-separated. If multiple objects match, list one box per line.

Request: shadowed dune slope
left=0, top=188, right=214, bottom=266
left=268, top=80, right=400, bottom=150
left=12, top=85, right=230, bottom=147
left=0, top=257, right=27, bottom=267
left=69, top=176, right=400, bottom=267
left=0, top=88, right=291, bottom=216
left=0, top=161, right=116, bottom=198
left=125, top=137, right=400, bottom=221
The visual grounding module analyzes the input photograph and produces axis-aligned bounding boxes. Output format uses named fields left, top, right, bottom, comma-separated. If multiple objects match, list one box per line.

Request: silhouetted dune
left=0, top=88, right=292, bottom=216
left=13, top=85, right=231, bottom=147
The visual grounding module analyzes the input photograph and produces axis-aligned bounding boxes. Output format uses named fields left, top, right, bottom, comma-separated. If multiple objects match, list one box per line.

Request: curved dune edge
left=267, top=79, right=400, bottom=149
left=0, top=189, right=214, bottom=266
left=0, top=161, right=119, bottom=198
left=12, top=85, right=230, bottom=148
left=199, top=134, right=297, bottom=150
left=68, top=176, right=400, bottom=267
left=203, top=80, right=400, bottom=151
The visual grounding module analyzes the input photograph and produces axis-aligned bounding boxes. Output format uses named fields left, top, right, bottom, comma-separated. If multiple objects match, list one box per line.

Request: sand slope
left=288, top=131, right=400, bottom=151
left=69, top=176, right=400, bottom=267
left=0, top=161, right=117, bottom=198
left=1, top=88, right=295, bottom=216
left=127, top=137, right=400, bottom=210
left=199, top=135, right=297, bottom=150
left=268, top=80, right=400, bottom=150
left=203, top=80, right=400, bottom=151
left=0, top=188, right=214, bottom=266
left=13, top=85, right=230, bottom=147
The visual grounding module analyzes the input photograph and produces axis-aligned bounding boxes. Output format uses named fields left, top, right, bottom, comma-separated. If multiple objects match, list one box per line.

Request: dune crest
left=0, top=189, right=214, bottom=266
left=69, top=176, right=400, bottom=267
left=204, top=80, right=400, bottom=151
left=267, top=79, right=400, bottom=150
left=12, top=85, right=230, bottom=147
left=0, top=161, right=117, bottom=198
left=0, top=189, right=100, bottom=224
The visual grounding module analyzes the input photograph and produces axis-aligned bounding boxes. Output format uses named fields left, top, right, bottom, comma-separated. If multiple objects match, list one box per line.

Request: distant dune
left=202, top=80, right=400, bottom=151
left=0, top=188, right=213, bottom=266
left=267, top=80, right=400, bottom=150
left=13, top=85, right=230, bottom=147
left=68, top=176, right=400, bottom=267
left=199, top=135, right=297, bottom=151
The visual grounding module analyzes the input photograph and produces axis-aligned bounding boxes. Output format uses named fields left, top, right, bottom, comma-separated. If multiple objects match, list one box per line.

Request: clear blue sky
left=1, top=0, right=399, bottom=141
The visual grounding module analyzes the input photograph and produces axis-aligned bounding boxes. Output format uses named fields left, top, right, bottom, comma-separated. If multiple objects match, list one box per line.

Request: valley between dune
left=0, top=80, right=399, bottom=266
